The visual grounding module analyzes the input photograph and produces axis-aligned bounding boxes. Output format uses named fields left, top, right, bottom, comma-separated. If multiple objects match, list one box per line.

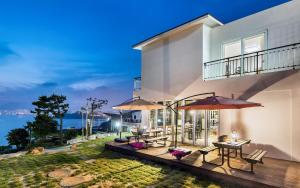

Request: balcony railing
left=204, top=42, right=300, bottom=80
left=133, top=77, right=141, bottom=91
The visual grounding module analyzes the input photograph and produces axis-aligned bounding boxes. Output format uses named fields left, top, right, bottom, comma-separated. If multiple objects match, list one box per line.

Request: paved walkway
left=0, top=145, right=71, bottom=160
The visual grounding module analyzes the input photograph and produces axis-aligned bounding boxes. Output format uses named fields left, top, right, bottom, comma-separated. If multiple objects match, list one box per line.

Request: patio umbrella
left=113, top=98, right=165, bottom=111
left=112, top=98, right=165, bottom=142
left=175, top=95, right=262, bottom=147
left=177, top=96, right=262, bottom=110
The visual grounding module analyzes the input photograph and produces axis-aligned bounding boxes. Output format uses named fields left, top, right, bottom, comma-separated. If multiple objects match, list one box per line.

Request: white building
left=133, top=0, right=300, bottom=162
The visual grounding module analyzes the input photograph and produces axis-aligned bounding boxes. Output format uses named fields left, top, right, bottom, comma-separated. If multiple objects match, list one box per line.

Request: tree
left=31, top=114, right=58, bottom=140
left=6, top=128, right=29, bottom=150
left=31, top=95, right=52, bottom=116
left=86, top=97, right=108, bottom=137
left=49, top=94, right=69, bottom=144
left=24, top=121, right=34, bottom=147
left=30, top=95, right=58, bottom=142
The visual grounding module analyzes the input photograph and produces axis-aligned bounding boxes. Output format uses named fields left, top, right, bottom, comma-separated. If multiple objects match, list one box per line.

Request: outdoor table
left=212, top=139, right=251, bottom=167
left=148, top=130, right=162, bottom=137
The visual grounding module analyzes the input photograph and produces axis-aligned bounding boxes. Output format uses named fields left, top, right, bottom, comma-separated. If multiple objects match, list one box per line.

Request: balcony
left=204, top=43, right=300, bottom=80
left=133, top=77, right=141, bottom=91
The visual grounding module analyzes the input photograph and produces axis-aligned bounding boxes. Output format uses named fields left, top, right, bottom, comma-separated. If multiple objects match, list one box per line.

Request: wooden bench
left=144, top=136, right=168, bottom=148
left=245, top=149, right=267, bottom=173
left=199, top=146, right=220, bottom=164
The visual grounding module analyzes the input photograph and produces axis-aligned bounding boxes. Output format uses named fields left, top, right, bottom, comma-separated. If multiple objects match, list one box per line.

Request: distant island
left=0, top=110, right=110, bottom=120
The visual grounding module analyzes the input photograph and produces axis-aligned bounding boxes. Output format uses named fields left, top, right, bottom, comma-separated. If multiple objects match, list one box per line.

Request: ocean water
left=0, top=115, right=105, bottom=146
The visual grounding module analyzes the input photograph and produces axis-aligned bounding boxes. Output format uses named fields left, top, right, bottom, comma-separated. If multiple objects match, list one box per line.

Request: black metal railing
left=133, top=77, right=141, bottom=91
left=204, top=42, right=300, bottom=80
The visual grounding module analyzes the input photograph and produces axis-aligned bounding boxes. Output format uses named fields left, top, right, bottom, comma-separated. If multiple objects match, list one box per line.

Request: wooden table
left=212, top=139, right=251, bottom=168
left=147, top=130, right=162, bottom=137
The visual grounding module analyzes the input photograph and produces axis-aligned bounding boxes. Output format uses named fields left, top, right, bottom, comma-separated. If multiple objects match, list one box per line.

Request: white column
left=163, top=101, right=166, bottom=136
left=181, top=100, right=186, bottom=143
left=154, top=109, right=158, bottom=129
left=193, top=111, right=196, bottom=145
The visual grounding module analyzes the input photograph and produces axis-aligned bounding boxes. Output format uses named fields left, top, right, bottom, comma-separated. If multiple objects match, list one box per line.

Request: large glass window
left=223, top=34, right=265, bottom=58
left=183, top=100, right=194, bottom=143
left=223, top=40, right=242, bottom=58
left=243, top=34, right=265, bottom=54
left=165, top=101, right=172, bottom=126
left=222, top=33, right=265, bottom=74
left=157, top=101, right=164, bottom=127
left=149, top=110, right=155, bottom=129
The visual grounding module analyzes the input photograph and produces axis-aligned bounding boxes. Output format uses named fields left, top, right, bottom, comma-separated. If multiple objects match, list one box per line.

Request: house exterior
left=133, top=0, right=300, bottom=162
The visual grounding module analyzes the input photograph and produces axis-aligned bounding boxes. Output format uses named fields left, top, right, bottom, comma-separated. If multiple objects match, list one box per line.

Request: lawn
left=0, top=136, right=228, bottom=188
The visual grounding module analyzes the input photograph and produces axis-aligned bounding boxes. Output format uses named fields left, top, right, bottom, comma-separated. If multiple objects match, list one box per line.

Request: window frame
left=221, top=32, right=267, bottom=59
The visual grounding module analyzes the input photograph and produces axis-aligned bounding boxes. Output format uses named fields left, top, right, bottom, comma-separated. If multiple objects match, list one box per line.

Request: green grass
left=0, top=136, right=228, bottom=188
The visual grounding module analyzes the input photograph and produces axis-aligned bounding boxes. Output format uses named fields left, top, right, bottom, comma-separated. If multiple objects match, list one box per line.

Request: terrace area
left=204, top=42, right=300, bottom=80
left=105, top=141, right=300, bottom=188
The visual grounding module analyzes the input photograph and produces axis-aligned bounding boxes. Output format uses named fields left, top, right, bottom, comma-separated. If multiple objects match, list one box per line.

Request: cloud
left=39, top=82, right=58, bottom=87
left=69, top=73, right=127, bottom=91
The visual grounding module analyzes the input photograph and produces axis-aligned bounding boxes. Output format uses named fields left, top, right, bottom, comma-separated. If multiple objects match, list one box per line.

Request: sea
left=0, top=115, right=106, bottom=146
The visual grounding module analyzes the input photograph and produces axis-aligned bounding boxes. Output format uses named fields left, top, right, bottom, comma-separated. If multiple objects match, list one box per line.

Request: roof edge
left=132, top=13, right=223, bottom=50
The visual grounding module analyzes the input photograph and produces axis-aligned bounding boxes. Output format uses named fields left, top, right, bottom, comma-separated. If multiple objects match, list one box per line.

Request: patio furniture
left=212, top=139, right=251, bottom=170
left=245, top=149, right=267, bottom=173
left=169, top=147, right=192, bottom=160
left=148, top=129, right=162, bottom=137
left=199, top=146, right=222, bottom=165
left=126, top=135, right=139, bottom=144
left=144, top=136, right=168, bottom=148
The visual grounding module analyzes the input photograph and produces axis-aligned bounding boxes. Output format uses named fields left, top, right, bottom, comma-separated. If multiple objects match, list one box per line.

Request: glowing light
left=116, top=122, right=120, bottom=127
left=189, top=110, right=195, bottom=115
left=231, top=131, right=239, bottom=142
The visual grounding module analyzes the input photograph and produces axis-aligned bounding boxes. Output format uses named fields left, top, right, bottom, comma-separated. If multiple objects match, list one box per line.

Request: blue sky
left=0, top=0, right=288, bottom=112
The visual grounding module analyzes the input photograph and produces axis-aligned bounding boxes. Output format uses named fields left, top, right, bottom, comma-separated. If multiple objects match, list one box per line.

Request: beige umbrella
left=112, top=98, right=165, bottom=142
left=113, top=98, right=165, bottom=110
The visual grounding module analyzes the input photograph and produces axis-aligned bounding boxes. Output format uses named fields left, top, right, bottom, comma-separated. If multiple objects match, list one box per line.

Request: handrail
left=205, top=42, right=300, bottom=65
left=204, top=42, right=300, bottom=80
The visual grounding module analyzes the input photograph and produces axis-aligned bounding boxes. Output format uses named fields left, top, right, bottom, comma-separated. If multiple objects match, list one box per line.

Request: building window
left=157, top=101, right=164, bottom=127
left=243, top=33, right=265, bottom=54
left=223, top=33, right=265, bottom=58
left=223, top=40, right=242, bottom=58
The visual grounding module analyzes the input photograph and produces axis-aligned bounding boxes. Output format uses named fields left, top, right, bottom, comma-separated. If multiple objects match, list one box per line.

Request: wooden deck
left=105, top=141, right=300, bottom=188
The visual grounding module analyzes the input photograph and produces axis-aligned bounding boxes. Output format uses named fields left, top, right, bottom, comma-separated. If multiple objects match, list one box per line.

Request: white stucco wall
left=210, top=0, right=300, bottom=61
left=138, top=0, right=300, bottom=161
left=140, top=24, right=205, bottom=101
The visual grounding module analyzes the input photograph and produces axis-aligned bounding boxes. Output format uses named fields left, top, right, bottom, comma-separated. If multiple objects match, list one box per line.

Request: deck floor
left=105, top=141, right=300, bottom=188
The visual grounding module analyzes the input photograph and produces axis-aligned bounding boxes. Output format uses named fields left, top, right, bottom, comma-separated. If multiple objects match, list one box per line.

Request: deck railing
left=204, top=42, right=300, bottom=80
